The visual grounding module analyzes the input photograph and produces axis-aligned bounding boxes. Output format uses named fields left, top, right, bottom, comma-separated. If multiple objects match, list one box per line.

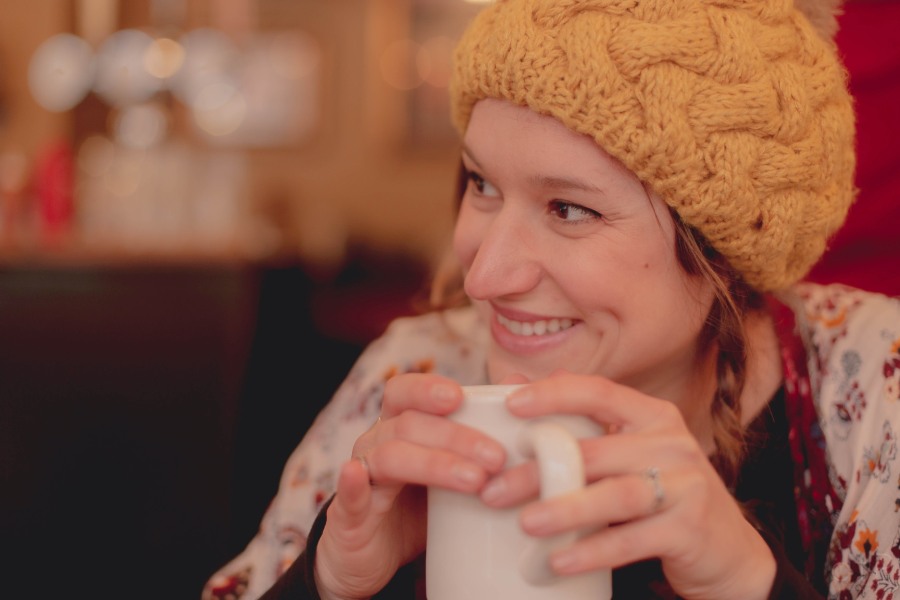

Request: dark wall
left=0, top=254, right=423, bottom=600
left=0, top=266, right=259, bottom=599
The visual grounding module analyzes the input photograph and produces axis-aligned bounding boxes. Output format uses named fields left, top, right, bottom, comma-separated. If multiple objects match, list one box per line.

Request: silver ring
left=355, top=415, right=382, bottom=486
left=356, top=454, right=375, bottom=487
left=643, top=466, right=665, bottom=513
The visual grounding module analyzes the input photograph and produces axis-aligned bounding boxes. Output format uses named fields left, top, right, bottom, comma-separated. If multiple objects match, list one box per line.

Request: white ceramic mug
left=426, top=384, right=612, bottom=600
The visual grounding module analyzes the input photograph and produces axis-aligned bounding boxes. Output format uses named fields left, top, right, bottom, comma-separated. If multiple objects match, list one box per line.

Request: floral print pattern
left=783, top=283, right=900, bottom=599
left=203, top=284, right=900, bottom=599
left=203, top=309, right=488, bottom=600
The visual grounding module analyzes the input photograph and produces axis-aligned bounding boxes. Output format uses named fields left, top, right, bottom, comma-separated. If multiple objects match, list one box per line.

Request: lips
left=487, top=307, right=578, bottom=357
left=496, top=313, right=574, bottom=336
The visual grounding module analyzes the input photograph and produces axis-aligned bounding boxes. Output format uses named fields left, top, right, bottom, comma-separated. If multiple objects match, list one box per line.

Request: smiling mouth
left=496, top=314, right=574, bottom=336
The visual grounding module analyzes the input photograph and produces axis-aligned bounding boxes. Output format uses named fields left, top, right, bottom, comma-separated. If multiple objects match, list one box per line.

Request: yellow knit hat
left=450, top=0, right=856, bottom=292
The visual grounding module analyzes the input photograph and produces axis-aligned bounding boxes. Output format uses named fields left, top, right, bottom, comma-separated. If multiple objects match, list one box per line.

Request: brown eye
left=549, top=200, right=601, bottom=223
left=465, top=171, right=499, bottom=197
left=551, top=201, right=571, bottom=219
left=468, top=172, right=486, bottom=193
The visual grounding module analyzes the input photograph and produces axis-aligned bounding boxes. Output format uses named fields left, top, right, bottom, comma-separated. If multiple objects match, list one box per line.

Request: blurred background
left=0, top=0, right=897, bottom=598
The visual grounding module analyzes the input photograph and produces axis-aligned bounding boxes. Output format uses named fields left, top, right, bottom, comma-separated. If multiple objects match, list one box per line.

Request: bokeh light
left=144, top=37, right=185, bottom=80
left=27, top=33, right=95, bottom=112
left=94, top=29, right=163, bottom=106
left=380, top=39, right=423, bottom=91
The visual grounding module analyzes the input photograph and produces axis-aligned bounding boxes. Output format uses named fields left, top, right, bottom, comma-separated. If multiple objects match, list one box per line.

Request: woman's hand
left=313, top=373, right=509, bottom=600
left=479, top=371, right=776, bottom=600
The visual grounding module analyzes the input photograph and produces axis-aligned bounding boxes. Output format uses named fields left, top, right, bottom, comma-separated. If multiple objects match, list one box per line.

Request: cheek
left=451, top=205, right=483, bottom=268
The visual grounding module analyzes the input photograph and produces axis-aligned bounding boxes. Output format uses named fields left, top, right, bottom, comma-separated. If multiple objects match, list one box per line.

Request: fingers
left=577, top=430, right=707, bottom=491
left=358, top=400, right=508, bottom=493
left=317, top=461, right=420, bottom=599
left=380, top=373, right=465, bottom=418
left=642, top=467, right=665, bottom=514
left=328, top=458, right=420, bottom=540
left=330, top=458, right=375, bottom=531
left=544, top=497, right=767, bottom=587
left=381, top=410, right=506, bottom=467
left=366, top=436, right=500, bottom=493
left=332, top=460, right=372, bottom=522
left=546, top=512, right=674, bottom=575
left=480, top=461, right=540, bottom=505
left=482, top=427, right=703, bottom=507
left=506, top=372, right=682, bottom=432
left=503, top=458, right=744, bottom=583
left=511, top=467, right=687, bottom=577
left=518, top=467, right=680, bottom=535
left=347, top=374, right=510, bottom=497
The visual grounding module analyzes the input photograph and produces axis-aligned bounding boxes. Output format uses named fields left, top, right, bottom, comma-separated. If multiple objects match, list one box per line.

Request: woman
left=204, top=0, right=900, bottom=598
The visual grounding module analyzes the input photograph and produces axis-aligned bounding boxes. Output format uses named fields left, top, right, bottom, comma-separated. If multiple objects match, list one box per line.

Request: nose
left=462, top=208, right=542, bottom=301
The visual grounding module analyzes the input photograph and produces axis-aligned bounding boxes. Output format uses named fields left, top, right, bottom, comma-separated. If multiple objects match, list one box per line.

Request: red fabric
left=767, top=295, right=844, bottom=585
left=807, top=0, right=900, bottom=297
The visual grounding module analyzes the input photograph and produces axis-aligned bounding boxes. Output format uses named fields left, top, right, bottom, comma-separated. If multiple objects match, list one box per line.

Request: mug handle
left=516, top=421, right=589, bottom=586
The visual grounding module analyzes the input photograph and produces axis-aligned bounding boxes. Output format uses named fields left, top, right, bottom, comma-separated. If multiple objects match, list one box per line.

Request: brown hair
left=671, top=209, right=763, bottom=486
left=426, top=160, right=762, bottom=486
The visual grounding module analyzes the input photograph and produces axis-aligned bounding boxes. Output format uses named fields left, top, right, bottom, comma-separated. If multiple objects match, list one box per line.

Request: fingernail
left=550, top=551, right=578, bottom=573
left=506, top=387, right=533, bottom=410
left=475, top=441, right=504, bottom=469
left=480, top=477, right=506, bottom=503
left=453, top=463, right=481, bottom=486
left=432, top=383, right=458, bottom=407
left=520, top=506, right=552, bottom=533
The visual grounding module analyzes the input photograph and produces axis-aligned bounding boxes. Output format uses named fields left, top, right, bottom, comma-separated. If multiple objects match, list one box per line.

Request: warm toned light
left=114, top=103, right=169, bottom=148
left=144, top=38, right=185, bottom=79
left=380, top=39, right=423, bottom=91
left=104, top=153, right=143, bottom=198
left=77, top=0, right=118, bottom=46
left=27, top=33, right=95, bottom=112
left=192, top=82, right=247, bottom=136
left=170, top=28, right=239, bottom=105
left=77, top=135, right=116, bottom=178
left=94, top=29, right=162, bottom=106
left=267, top=31, right=321, bottom=80
left=418, top=36, right=454, bottom=88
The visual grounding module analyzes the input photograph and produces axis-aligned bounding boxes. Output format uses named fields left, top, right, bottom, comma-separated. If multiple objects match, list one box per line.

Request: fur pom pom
left=794, top=0, right=846, bottom=41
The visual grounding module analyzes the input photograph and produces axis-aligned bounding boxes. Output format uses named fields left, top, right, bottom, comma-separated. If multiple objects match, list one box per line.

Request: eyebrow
left=460, top=145, right=607, bottom=195
left=530, top=174, right=606, bottom=194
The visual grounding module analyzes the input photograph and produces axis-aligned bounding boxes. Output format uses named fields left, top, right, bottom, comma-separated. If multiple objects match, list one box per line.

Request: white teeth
left=497, top=314, right=574, bottom=336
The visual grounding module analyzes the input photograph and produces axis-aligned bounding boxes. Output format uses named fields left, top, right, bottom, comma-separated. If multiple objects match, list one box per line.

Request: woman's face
left=453, top=99, right=715, bottom=396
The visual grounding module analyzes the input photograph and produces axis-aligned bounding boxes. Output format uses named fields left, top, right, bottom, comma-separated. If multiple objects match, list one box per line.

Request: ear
left=793, top=0, right=846, bottom=41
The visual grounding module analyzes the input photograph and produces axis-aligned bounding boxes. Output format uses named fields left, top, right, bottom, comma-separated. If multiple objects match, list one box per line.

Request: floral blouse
left=202, top=282, right=900, bottom=600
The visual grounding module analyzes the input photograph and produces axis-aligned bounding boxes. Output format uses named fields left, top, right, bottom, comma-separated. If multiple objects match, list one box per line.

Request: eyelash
left=464, top=170, right=492, bottom=195
left=549, top=200, right=602, bottom=222
left=463, top=168, right=602, bottom=223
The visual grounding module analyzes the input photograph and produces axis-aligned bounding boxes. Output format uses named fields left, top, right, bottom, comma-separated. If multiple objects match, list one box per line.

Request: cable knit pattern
left=450, top=0, right=857, bottom=291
